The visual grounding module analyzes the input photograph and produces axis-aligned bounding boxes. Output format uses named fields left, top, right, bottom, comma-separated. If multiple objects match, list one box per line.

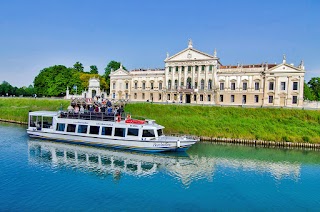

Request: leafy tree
left=104, top=61, right=126, bottom=88
left=0, top=81, right=13, bottom=96
left=308, top=77, right=320, bottom=101
left=73, top=61, right=84, bottom=72
left=304, top=82, right=315, bottom=101
left=89, top=65, right=98, bottom=74
left=34, top=65, right=75, bottom=96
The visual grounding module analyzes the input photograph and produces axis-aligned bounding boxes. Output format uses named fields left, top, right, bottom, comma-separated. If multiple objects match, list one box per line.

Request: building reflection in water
left=28, top=139, right=301, bottom=186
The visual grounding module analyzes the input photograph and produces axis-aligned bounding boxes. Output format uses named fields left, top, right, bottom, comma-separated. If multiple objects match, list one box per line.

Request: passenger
left=74, top=105, right=79, bottom=113
left=79, top=105, right=84, bottom=114
left=107, top=99, right=112, bottom=107
left=94, top=106, right=100, bottom=113
left=107, top=107, right=113, bottom=115
left=89, top=105, right=94, bottom=112
left=101, top=105, right=106, bottom=113
left=67, top=105, right=74, bottom=113
left=118, top=106, right=124, bottom=116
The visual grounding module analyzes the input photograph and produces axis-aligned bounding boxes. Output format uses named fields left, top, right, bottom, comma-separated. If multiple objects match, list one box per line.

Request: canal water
left=1, top=122, right=320, bottom=211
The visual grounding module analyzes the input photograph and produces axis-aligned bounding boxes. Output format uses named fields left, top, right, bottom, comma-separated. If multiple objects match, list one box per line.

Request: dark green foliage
left=73, top=61, right=84, bottom=72
left=307, top=77, right=320, bottom=101
left=0, top=81, right=35, bottom=97
left=33, top=65, right=77, bottom=97
left=104, top=61, right=126, bottom=88
left=89, top=65, right=98, bottom=74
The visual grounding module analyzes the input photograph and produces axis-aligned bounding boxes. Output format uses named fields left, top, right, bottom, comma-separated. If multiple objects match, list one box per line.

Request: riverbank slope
left=0, top=98, right=319, bottom=143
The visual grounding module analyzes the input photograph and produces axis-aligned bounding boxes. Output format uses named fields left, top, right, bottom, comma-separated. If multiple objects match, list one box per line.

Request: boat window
left=114, top=128, right=126, bottom=137
left=127, top=128, right=139, bottom=136
left=29, top=116, right=39, bottom=127
left=157, top=129, right=163, bottom=136
left=101, top=127, right=112, bottom=136
left=43, top=117, right=53, bottom=129
left=90, top=126, right=100, bottom=135
left=142, top=129, right=155, bottom=137
left=56, top=123, right=65, bottom=132
left=78, top=125, right=88, bottom=134
left=67, top=124, right=76, bottom=133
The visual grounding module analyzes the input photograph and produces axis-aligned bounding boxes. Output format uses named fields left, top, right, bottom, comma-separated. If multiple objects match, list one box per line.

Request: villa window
left=231, top=82, right=236, bottom=90
left=142, top=93, right=145, bottom=99
left=254, top=95, right=259, bottom=103
left=175, top=66, right=178, bottom=73
left=112, top=93, right=115, bottom=99
left=169, top=67, right=172, bottom=72
left=181, top=66, right=184, bottom=72
left=195, top=66, right=198, bottom=72
left=200, top=95, right=203, bottom=101
left=293, top=82, right=298, bottom=90
left=209, top=65, right=213, bottom=71
left=168, top=80, right=171, bottom=89
left=243, top=82, right=247, bottom=90
left=269, top=82, right=274, bottom=90
left=201, top=65, right=205, bottom=71
left=269, top=95, right=274, bottom=103
left=125, top=83, right=128, bottom=90
left=188, top=66, right=191, bottom=73
left=134, top=82, right=137, bottom=89
left=125, top=93, right=128, bottom=99
left=159, top=94, right=162, bottom=100
left=201, top=80, right=205, bottom=90
left=220, top=95, right=224, bottom=102
left=255, top=82, right=259, bottom=90
left=159, top=82, right=162, bottom=90
left=208, top=95, right=211, bottom=102
left=167, top=94, right=170, bottom=100
left=242, top=95, right=247, bottom=104
left=134, top=93, right=137, bottom=99
left=231, top=95, right=235, bottom=103
left=281, top=82, right=286, bottom=90
left=113, top=83, right=116, bottom=89
left=208, top=80, right=212, bottom=90
left=292, top=96, right=298, bottom=104
left=220, top=82, right=224, bottom=91
left=151, top=82, right=154, bottom=90
left=142, top=82, right=146, bottom=90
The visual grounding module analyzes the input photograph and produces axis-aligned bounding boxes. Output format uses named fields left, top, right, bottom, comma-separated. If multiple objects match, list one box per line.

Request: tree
left=104, top=61, right=126, bottom=88
left=89, top=65, right=98, bottom=74
left=73, top=61, right=84, bottom=72
left=304, top=82, right=315, bottom=101
left=308, top=77, right=320, bottom=101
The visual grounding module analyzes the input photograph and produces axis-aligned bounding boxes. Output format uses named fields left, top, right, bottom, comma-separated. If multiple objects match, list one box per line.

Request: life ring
left=126, top=114, right=131, bottom=120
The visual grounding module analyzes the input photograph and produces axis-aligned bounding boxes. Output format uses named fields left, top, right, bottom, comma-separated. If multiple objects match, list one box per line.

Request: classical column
left=184, top=66, right=187, bottom=88
left=178, top=66, right=181, bottom=90
left=192, top=65, right=195, bottom=88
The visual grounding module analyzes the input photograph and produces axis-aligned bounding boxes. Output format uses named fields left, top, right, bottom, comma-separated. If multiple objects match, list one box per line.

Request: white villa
left=65, top=77, right=108, bottom=100
left=110, top=40, right=305, bottom=107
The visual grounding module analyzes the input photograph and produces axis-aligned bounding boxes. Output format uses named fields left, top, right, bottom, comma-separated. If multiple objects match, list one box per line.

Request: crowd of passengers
left=64, top=98, right=125, bottom=117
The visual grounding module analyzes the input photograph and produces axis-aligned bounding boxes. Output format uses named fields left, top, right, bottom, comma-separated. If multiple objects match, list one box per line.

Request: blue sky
left=1, top=0, right=319, bottom=87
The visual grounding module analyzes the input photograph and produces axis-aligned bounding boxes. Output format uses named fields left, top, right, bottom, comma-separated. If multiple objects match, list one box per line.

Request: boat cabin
left=28, top=111, right=164, bottom=141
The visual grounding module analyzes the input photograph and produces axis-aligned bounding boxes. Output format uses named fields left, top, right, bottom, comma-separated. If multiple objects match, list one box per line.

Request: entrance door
left=186, top=94, right=191, bottom=103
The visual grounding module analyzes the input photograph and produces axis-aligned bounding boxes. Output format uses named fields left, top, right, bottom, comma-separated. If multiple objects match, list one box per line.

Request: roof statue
left=282, top=54, right=286, bottom=64
left=120, top=63, right=123, bottom=69
left=166, top=52, right=169, bottom=59
left=213, top=48, right=217, bottom=58
left=188, top=39, right=193, bottom=48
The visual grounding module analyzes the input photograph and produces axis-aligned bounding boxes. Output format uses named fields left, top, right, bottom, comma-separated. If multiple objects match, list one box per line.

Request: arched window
left=174, top=80, right=178, bottom=89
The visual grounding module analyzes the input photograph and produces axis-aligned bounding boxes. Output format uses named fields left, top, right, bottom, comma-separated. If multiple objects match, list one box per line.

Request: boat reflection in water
left=28, top=139, right=301, bottom=186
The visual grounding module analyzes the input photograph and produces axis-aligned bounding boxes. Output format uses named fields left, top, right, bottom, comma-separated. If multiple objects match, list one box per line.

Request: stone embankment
left=0, top=119, right=27, bottom=125
left=200, top=136, right=320, bottom=150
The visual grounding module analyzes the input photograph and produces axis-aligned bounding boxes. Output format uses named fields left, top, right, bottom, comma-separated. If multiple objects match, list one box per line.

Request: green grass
left=1, top=98, right=319, bottom=143
left=0, top=98, right=69, bottom=123
left=125, top=103, right=320, bottom=143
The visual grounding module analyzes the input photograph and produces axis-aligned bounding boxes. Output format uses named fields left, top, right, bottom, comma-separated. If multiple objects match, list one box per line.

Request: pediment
left=267, top=64, right=305, bottom=73
left=110, top=68, right=129, bottom=76
left=165, top=48, right=216, bottom=62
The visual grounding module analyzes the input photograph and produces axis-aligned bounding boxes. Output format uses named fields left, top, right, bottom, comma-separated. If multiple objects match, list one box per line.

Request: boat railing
left=59, top=111, right=127, bottom=122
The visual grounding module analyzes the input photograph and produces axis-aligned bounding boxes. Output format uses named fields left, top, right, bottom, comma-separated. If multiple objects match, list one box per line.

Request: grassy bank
left=0, top=98, right=319, bottom=143
left=0, top=98, right=69, bottom=123
left=125, top=103, right=320, bottom=143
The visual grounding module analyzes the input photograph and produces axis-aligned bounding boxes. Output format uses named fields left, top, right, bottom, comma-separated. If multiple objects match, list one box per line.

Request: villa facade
left=109, top=40, right=305, bottom=107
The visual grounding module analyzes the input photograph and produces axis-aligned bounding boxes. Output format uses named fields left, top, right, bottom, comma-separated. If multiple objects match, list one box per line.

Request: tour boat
left=26, top=111, right=198, bottom=152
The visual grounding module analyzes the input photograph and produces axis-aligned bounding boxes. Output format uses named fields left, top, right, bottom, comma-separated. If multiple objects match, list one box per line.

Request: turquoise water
left=1, top=123, right=320, bottom=211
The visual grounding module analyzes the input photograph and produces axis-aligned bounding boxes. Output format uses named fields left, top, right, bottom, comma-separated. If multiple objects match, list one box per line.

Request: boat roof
left=29, top=111, right=59, bottom=117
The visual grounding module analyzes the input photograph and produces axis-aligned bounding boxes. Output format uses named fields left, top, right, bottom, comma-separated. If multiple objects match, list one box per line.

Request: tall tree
left=304, top=82, right=315, bottom=101
left=104, top=61, right=126, bottom=88
left=308, top=77, right=320, bottom=101
left=73, top=61, right=84, bottom=72
left=89, top=65, right=98, bottom=74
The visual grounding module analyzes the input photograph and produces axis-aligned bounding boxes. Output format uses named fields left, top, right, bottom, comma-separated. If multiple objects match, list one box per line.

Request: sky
left=1, top=0, right=319, bottom=87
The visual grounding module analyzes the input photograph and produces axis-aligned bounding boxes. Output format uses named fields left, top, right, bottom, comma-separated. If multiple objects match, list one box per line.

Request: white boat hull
left=27, top=130, right=196, bottom=152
